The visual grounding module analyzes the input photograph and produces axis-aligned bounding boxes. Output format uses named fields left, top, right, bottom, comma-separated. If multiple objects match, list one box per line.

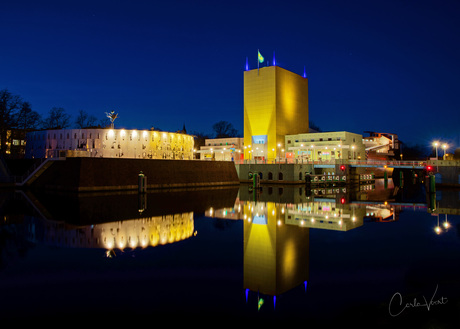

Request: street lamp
left=434, top=213, right=441, bottom=234
left=433, top=142, right=439, bottom=159
left=443, top=214, right=450, bottom=229
left=433, top=141, right=439, bottom=171
left=442, top=144, right=447, bottom=159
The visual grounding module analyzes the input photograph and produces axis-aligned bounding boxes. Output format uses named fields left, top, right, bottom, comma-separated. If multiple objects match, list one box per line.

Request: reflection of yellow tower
left=243, top=202, right=309, bottom=300
left=244, top=66, right=309, bottom=161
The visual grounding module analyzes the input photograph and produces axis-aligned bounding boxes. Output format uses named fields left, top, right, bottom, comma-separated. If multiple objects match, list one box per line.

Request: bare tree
left=75, top=110, right=98, bottom=128
left=0, top=89, right=22, bottom=155
left=41, top=107, right=71, bottom=129
left=190, top=130, right=211, bottom=148
left=212, top=121, right=238, bottom=138
left=98, top=117, right=111, bottom=128
left=15, top=101, right=42, bottom=130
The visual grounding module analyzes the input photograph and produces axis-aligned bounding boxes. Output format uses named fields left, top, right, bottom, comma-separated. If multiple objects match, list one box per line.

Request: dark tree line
left=0, top=88, right=110, bottom=155
left=191, top=120, right=240, bottom=151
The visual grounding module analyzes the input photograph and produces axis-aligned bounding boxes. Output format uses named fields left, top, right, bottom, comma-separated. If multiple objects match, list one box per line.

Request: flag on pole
left=258, top=50, right=264, bottom=63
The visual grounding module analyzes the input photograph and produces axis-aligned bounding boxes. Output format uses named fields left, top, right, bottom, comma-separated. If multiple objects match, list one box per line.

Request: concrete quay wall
left=235, top=163, right=312, bottom=184
left=30, top=158, right=240, bottom=191
left=435, top=165, right=460, bottom=187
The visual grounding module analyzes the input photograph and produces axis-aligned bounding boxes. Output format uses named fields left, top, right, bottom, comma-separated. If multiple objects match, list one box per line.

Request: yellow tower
left=243, top=65, right=309, bottom=161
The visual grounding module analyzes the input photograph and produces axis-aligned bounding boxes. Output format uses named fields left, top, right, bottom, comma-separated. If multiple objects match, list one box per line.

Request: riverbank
left=4, top=157, right=240, bottom=192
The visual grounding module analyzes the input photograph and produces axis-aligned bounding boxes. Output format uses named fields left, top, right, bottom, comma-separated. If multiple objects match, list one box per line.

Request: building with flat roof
left=25, top=128, right=194, bottom=160
left=197, top=137, right=244, bottom=161
left=363, top=131, right=400, bottom=160
left=285, top=131, right=365, bottom=162
left=0, top=129, right=28, bottom=159
left=244, top=65, right=309, bottom=162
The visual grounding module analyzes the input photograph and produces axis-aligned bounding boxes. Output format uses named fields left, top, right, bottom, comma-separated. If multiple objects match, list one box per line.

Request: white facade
left=362, top=132, right=400, bottom=160
left=25, top=128, right=194, bottom=160
left=198, top=137, right=244, bottom=161
left=285, top=131, right=366, bottom=161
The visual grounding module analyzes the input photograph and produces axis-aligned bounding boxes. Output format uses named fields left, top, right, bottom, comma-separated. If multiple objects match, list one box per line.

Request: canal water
left=1, top=179, right=459, bottom=327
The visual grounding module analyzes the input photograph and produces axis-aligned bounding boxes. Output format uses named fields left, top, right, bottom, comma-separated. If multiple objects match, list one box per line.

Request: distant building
left=285, top=131, right=366, bottom=161
left=25, top=128, right=194, bottom=160
left=244, top=65, right=309, bottom=162
left=0, top=129, right=28, bottom=159
left=198, top=137, right=244, bottom=161
left=362, top=132, right=400, bottom=160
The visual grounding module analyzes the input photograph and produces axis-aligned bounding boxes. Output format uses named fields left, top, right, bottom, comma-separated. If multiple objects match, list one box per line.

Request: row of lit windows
left=30, top=130, right=192, bottom=144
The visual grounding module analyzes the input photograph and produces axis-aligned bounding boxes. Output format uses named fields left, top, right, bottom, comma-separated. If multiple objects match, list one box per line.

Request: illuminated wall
left=198, top=137, right=244, bottom=161
left=25, top=128, right=195, bottom=160
left=243, top=201, right=309, bottom=296
left=244, top=66, right=309, bottom=161
left=36, top=212, right=194, bottom=250
left=285, top=131, right=365, bottom=161
left=285, top=199, right=365, bottom=231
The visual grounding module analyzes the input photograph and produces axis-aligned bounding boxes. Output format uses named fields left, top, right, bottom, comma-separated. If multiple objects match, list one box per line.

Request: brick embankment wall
left=31, top=158, right=240, bottom=191
left=31, top=186, right=240, bottom=224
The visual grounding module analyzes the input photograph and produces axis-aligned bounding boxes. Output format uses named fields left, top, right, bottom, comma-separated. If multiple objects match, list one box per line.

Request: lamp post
left=435, top=213, right=441, bottom=235
left=300, top=144, right=304, bottom=163
left=442, top=144, right=447, bottom=159
left=277, top=143, right=281, bottom=162
left=443, top=214, right=450, bottom=229
left=433, top=142, right=439, bottom=159
left=433, top=141, right=439, bottom=171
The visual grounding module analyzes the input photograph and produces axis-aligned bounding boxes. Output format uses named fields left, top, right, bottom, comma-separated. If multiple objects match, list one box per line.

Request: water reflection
left=1, top=179, right=459, bottom=323
left=2, top=187, right=239, bottom=254
left=203, top=179, right=460, bottom=312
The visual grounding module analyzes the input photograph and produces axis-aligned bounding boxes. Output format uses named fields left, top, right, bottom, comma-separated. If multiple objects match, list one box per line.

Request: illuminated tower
left=244, top=65, right=309, bottom=161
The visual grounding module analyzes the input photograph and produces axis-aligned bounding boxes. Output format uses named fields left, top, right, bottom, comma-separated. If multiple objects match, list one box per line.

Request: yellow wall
left=244, top=66, right=309, bottom=161
left=243, top=201, right=310, bottom=296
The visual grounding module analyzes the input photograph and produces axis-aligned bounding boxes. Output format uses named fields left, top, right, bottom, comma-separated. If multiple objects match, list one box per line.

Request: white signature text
left=389, top=284, right=448, bottom=317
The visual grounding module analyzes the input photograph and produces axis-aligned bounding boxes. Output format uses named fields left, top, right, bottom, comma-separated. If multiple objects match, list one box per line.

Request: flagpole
left=257, top=49, right=260, bottom=75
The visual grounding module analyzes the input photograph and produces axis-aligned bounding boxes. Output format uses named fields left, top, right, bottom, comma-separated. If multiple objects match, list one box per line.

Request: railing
left=234, top=158, right=460, bottom=167
left=13, top=157, right=65, bottom=185
left=12, top=158, right=48, bottom=183
left=347, top=160, right=428, bottom=167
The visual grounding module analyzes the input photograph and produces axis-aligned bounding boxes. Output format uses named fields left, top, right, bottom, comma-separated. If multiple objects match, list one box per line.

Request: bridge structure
left=237, top=158, right=460, bottom=175
left=237, top=158, right=436, bottom=169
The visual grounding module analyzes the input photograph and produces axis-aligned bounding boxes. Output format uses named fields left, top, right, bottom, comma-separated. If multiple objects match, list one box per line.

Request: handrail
left=234, top=158, right=460, bottom=167
left=14, top=157, right=65, bottom=185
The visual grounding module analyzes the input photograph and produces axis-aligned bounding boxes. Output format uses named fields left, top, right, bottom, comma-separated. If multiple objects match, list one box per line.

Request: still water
left=1, top=179, right=460, bottom=327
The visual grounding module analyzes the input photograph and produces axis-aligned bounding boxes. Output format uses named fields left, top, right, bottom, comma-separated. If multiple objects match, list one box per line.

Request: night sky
left=1, top=0, right=459, bottom=150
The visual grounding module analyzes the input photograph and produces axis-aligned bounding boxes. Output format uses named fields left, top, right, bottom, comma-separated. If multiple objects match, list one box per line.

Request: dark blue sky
left=1, top=0, right=459, bottom=150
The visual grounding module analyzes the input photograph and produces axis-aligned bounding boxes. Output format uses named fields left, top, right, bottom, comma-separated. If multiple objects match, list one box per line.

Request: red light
left=427, top=166, right=432, bottom=171
left=340, top=165, right=346, bottom=171
left=340, top=197, right=346, bottom=204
